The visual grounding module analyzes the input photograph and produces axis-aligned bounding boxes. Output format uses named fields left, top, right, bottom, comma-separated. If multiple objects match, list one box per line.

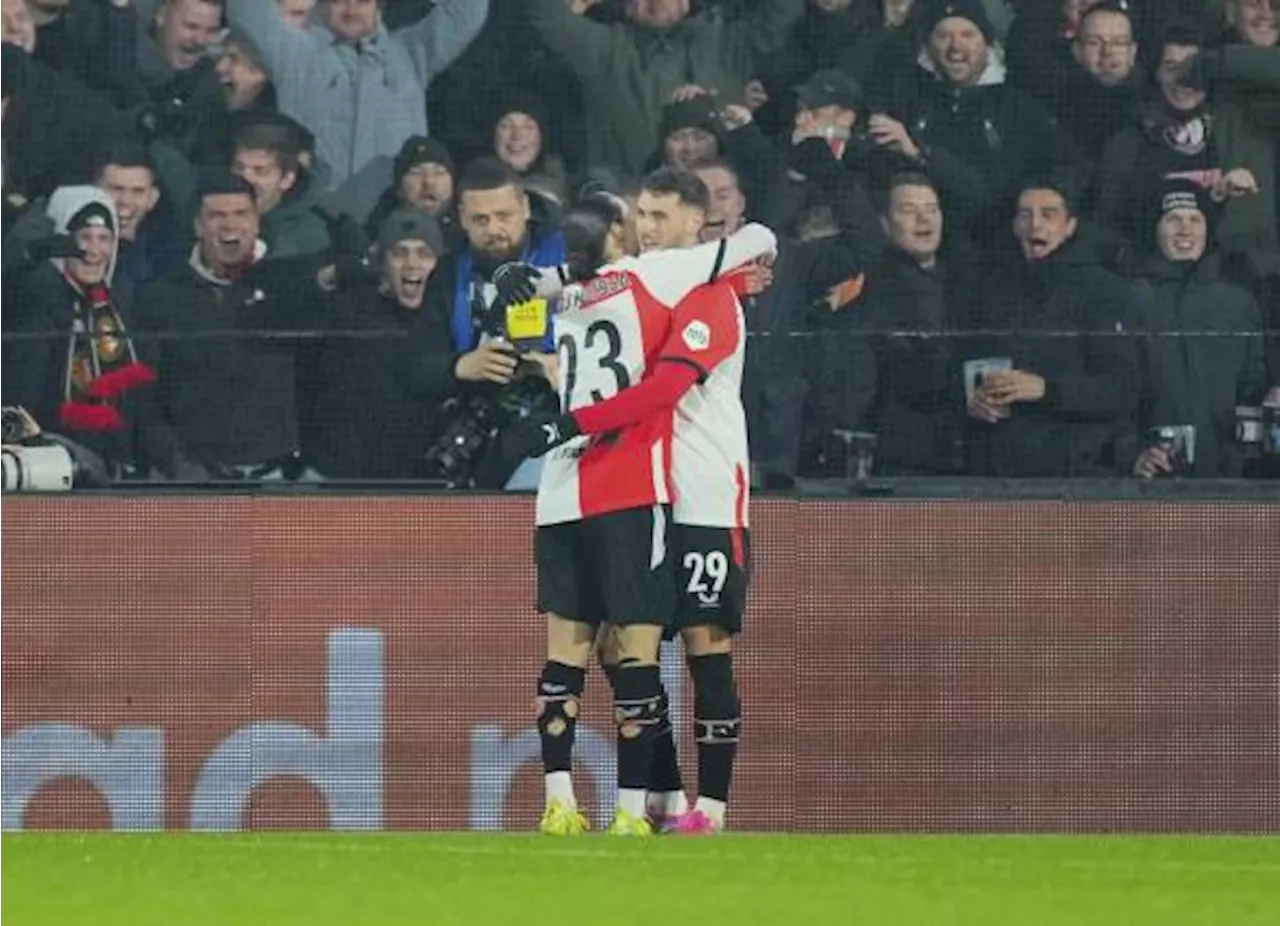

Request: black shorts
left=670, top=525, right=751, bottom=637
left=536, top=505, right=674, bottom=628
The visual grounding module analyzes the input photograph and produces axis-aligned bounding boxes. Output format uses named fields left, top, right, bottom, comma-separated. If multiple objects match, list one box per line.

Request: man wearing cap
left=749, top=68, right=885, bottom=262
left=365, top=135, right=457, bottom=244
left=527, top=0, right=805, bottom=177
left=1130, top=181, right=1269, bottom=479
left=226, top=0, right=489, bottom=187
left=298, top=207, right=457, bottom=479
left=872, top=0, right=1087, bottom=249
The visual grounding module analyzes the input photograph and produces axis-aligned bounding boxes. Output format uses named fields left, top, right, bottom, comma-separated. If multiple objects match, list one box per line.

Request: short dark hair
left=640, top=166, right=709, bottom=212
left=880, top=171, right=938, bottom=213
left=457, top=156, right=524, bottom=197
left=691, top=156, right=742, bottom=189
left=233, top=121, right=302, bottom=174
left=1016, top=174, right=1081, bottom=216
left=94, top=141, right=158, bottom=185
left=198, top=168, right=255, bottom=204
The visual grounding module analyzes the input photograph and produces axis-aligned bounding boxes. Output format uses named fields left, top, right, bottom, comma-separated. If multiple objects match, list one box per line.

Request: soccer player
left=508, top=170, right=769, bottom=836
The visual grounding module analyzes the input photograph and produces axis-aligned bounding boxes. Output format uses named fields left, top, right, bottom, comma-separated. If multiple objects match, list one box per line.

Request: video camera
left=1, top=407, right=110, bottom=492
left=422, top=278, right=559, bottom=487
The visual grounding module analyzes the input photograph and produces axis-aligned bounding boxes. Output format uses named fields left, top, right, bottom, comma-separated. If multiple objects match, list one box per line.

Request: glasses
left=1081, top=37, right=1134, bottom=52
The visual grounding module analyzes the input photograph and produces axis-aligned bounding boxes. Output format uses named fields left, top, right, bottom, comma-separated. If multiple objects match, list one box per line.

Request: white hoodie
left=45, top=185, right=120, bottom=288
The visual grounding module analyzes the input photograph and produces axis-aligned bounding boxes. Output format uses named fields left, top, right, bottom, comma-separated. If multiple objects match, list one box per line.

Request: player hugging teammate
left=498, top=168, right=775, bottom=836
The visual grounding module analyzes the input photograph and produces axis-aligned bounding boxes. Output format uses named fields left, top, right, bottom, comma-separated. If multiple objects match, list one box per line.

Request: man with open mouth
left=961, top=175, right=1141, bottom=477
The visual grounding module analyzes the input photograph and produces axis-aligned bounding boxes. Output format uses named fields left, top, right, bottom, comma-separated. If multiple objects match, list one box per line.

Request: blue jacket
left=226, top=0, right=488, bottom=187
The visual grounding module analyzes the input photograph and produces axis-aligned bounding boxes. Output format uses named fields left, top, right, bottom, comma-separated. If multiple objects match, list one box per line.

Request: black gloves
left=27, top=234, right=84, bottom=263
left=505, top=412, right=580, bottom=460
left=493, top=261, right=542, bottom=307
left=1177, top=50, right=1223, bottom=92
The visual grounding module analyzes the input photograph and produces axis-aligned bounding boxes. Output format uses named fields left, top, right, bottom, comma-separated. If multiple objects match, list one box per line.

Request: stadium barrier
left=2, top=495, right=1276, bottom=832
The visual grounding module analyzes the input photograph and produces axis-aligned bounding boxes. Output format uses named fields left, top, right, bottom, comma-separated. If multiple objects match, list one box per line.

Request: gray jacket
left=527, top=0, right=804, bottom=177
left=227, top=0, right=488, bottom=187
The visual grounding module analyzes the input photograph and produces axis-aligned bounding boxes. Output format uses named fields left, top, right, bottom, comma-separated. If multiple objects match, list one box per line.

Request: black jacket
left=2, top=262, right=149, bottom=469
left=964, top=237, right=1142, bottom=476
left=132, top=252, right=320, bottom=471
left=742, top=230, right=863, bottom=481
left=1130, top=253, right=1269, bottom=477
left=875, top=61, right=1088, bottom=251
left=838, top=246, right=979, bottom=475
left=298, top=273, right=457, bottom=479
left=33, top=0, right=137, bottom=105
left=2, top=51, right=130, bottom=201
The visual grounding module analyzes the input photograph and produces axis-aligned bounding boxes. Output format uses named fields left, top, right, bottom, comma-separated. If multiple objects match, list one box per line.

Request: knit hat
left=926, top=0, right=995, bottom=43
left=795, top=68, right=864, bottom=111
left=393, top=136, right=456, bottom=187
left=659, top=94, right=725, bottom=144
left=378, top=207, right=446, bottom=257
left=1157, top=179, right=1212, bottom=219
left=491, top=93, right=551, bottom=138
left=1153, top=178, right=1217, bottom=241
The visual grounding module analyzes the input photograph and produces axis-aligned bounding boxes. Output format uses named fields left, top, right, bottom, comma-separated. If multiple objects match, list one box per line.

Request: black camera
left=1, top=407, right=28, bottom=444
left=424, top=375, right=559, bottom=487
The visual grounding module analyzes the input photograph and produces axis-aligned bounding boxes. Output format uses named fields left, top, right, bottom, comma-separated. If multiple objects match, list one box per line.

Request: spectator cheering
left=489, top=95, right=568, bottom=205
left=526, top=0, right=805, bottom=177
left=226, top=0, right=489, bottom=187
left=366, top=135, right=457, bottom=243
left=964, top=177, right=1141, bottom=476
left=4, top=185, right=156, bottom=472
left=95, top=141, right=189, bottom=300
left=231, top=118, right=330, bottom=258
left=1131, top=181, right=1269, bottom=479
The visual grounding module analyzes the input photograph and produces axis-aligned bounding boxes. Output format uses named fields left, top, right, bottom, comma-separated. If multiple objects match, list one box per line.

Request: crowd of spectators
left=2, top=0, right=1277, bottom=486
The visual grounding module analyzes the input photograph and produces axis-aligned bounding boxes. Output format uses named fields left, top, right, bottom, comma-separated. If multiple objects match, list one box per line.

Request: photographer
left=412, top=156, right=563, bottom=487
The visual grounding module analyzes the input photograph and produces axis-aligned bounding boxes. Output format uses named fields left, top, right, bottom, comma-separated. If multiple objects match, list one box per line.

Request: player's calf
left=686, top=651, right=740, bottom=831
left=537, top=660, right=586, bottom=822
left=611, top=655, right=665, bottom=826
left=600, top=637, right=686, bottom=828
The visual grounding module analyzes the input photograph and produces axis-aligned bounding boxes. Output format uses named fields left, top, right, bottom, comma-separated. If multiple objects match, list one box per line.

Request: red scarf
left=58, top=281, right=156, bottom=433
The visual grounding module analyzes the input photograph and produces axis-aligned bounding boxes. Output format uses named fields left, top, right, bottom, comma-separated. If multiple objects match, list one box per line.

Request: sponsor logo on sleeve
left=682, top=320, right=711, bottom=352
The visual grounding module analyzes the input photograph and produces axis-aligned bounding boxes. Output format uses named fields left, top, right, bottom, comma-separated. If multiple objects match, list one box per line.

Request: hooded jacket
left=3, top=187, right=156, bottom=468
left=1129, top=252, right=1269, bottom=477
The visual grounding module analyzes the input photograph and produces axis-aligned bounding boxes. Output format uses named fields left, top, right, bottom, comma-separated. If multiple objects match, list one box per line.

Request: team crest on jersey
left=581, top=272, right=629, bottom=308
left=682, top=320, right=712, bottom=352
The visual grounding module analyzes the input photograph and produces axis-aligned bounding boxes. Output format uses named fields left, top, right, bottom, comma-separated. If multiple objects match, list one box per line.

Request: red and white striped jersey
left=663, top=281, right=750, bottom=530
left=535, top=225, right=775, bottom=526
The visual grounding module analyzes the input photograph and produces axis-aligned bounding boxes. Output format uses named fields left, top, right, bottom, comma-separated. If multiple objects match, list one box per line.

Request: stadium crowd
left=2, top=0, right=1278, bottom=485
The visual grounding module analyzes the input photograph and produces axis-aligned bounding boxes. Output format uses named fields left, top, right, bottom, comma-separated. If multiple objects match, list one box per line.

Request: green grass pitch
left=3, top=833, right=1278, bottom=925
